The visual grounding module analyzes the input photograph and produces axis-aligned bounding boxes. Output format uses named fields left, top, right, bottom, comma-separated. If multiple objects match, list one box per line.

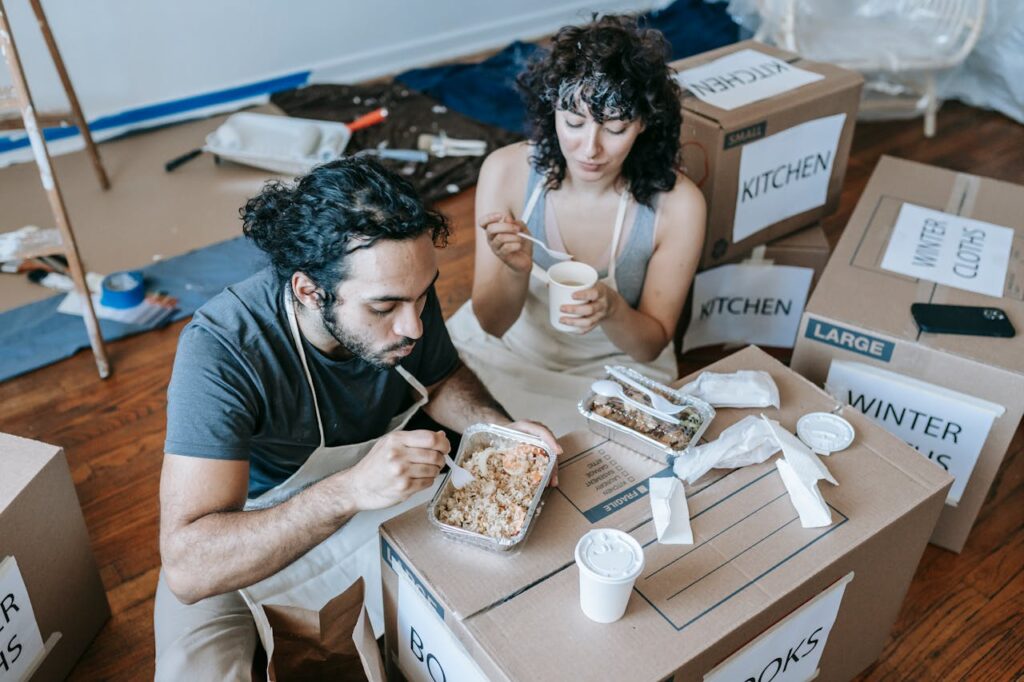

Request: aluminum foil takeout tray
left=427, top=423, right=557, bottom=552
left=579, top=366, right=715, bottom=465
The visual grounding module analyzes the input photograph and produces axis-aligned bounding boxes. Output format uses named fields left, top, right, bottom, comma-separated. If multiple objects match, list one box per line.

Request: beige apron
left=448, top=182, right=676, bottom=436
left=239, top=290, right=438, bottom=661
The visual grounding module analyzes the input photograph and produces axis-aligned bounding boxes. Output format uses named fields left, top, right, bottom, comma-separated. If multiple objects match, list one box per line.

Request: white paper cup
left=575, top=528, right=645, bottom=623
left=547, top=261, right=598, bottom=334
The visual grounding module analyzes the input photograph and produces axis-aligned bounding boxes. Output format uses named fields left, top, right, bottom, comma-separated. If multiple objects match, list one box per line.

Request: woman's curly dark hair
left=241, top=156, right=449, bottom=306
left=518, top=14, right=682, bottom=206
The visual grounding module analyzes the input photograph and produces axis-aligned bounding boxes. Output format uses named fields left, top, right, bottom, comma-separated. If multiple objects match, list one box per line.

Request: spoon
left=591, top=380, right=681, bottom=425
left=445, top=453, right=476, bottom=489
left=516, top=232, right=573, bottom=261
left=607, top=368, right=685, bottom=415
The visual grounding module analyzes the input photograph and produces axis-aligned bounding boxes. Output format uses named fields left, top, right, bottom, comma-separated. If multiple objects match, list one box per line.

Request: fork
left=444, top=453, right=476, bottom=489
left=516, top=232, right=573, bottom=261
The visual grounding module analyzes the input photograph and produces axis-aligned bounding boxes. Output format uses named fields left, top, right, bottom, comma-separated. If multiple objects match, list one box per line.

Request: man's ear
left=291, top=272, right=324, bottom=311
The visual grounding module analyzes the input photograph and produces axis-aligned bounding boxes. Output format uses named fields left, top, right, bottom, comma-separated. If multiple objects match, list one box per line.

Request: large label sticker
left=733, top=114, right=846, bottom=242
left=827, top=360, right=1004, bottom=505
left=683, top=264, right=813, bottom=352
left=704, top=573, right=853, bottom=682
left=397, top=574, right=487, bottom=682
left=0, top=557, right=46, bottom=681
left=880, top=203, right=1013, bottom=298
left=677, top=48, right=824, bottom=111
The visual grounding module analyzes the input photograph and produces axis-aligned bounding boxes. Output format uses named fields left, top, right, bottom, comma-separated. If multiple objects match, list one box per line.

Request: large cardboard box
left=680, top=224, right=832, bottom=359
left=671, top=41, right=862, bottom=269
left=0, top=434, right=109, bottom=680
left=380, top=347, right=950, bottom=682
left=790, top=156, right=1024, bottom=553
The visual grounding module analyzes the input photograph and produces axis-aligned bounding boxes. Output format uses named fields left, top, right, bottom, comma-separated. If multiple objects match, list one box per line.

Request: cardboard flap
left=0, top=434, right=62, bottom=511
left=808, top=156, right=1024, bottom=374
left=671, top=40, right=863, bottom=128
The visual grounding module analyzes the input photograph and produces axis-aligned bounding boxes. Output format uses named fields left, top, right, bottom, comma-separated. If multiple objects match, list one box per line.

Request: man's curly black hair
left=517, top=14, right=682, bottom=207
left=241, top=156, right=449, bottom=306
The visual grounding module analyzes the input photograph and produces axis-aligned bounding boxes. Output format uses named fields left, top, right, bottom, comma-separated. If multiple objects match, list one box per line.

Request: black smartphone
left=911, top=303, right=1016, bottom=338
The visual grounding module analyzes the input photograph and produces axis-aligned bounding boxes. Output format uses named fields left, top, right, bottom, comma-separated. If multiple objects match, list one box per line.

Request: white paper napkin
left=673, top=415, right=780, bottom=483
left=649, top=477, right=693, bottom=545
left=761, top=415, right=837, bottom=528
left=679, top=370, right=780, bottom=408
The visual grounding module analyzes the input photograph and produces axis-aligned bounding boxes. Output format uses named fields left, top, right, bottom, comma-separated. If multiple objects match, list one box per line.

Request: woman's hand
left=479, top=212, right=533, bottom=274
left=558, top=282, right=620, bottom=334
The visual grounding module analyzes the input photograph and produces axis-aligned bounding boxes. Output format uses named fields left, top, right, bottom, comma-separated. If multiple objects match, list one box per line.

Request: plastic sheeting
left=721, top=0, right=1022, bottom=124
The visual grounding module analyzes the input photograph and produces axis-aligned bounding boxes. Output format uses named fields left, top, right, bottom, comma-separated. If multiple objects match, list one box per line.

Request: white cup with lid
left=547, top=261, right=599, bottom=334
left=575, top=528, right=645, bottom=623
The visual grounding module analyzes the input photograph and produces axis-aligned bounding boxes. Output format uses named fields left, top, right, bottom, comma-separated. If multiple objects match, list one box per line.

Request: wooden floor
left=2, top=101, right=1022, bottom=681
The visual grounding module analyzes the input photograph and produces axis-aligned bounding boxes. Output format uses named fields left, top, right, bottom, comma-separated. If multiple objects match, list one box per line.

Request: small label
left=804, top=318, right=894, bottom=362
left=827, top=361, right=1004, bottom=505
left=683, top=264, right=813, bottom=353
left=677, top=48, right=824, bottom=111
left=381, top=538, right=444, bottom=620
left=397, top=574, right=487, bottom=682
left=725, top=122, right=767, bottom=149
left=880, top=202, right=1013, bottom=298
left=704, top=573, right=853, bottom=682
left=0, top=557, right=46, bottom=680
left=733, top=114, right=846, bottom=243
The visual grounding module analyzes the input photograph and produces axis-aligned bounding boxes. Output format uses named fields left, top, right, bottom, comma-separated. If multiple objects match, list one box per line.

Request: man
left=155, top=157, right=560, bottom=680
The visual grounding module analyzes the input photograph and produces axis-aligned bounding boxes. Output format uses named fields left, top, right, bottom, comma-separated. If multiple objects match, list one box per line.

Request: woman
left=448, top=15, right=705, bottom=435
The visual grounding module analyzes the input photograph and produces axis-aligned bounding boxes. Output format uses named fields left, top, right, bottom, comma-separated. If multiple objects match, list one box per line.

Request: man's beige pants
left=154, top=570, right=258, bottom=681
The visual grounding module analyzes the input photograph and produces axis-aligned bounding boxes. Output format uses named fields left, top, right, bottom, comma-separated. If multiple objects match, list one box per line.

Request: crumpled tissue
left=679, top=370, right=780, bottom=409
left=649, top=476, right=693, bottom=544
left=761, top=416, right=838, bottom=528
left=673, top=415, right=780, bottom=484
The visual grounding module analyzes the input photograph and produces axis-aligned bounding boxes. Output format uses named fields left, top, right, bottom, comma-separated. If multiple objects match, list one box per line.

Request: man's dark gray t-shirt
left=164, top=267, right=459, bottom=498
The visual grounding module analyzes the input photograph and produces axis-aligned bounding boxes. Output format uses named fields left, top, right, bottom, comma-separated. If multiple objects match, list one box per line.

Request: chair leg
left=924, top=73, right=938, bottom=138
left=28, top=0, right=110, bottom=190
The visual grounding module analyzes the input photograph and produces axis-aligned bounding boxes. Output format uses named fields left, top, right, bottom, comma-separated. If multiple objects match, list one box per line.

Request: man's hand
left=344, top=429, right=449, bottom=511
left=505, top=420, right=563, bottom=486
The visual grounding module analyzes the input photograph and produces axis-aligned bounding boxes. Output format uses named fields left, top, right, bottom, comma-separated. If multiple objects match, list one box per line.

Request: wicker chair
left=754, top=0, right=987, bottom=137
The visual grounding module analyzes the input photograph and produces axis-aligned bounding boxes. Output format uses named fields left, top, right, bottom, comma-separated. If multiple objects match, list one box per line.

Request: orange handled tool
left=345, top=107, right=388, bottom=132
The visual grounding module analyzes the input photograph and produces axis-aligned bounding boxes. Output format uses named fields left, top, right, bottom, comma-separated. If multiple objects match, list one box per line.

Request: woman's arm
left=561, top=176, right=705, bottom=362
left=470, top=144, right=534, bottom=337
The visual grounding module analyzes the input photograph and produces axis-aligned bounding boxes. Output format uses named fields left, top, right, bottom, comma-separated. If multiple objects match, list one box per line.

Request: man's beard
left=320, top=305, right=415, bottom=369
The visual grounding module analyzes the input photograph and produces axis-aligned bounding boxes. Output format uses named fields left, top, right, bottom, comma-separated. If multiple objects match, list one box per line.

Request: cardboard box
left=678, top=224, right=832, bottom=360
left=671, top=41, right=862, bottom=268
left=380, top=346, right=951, bottom=682
left=790, top=156, right=1024, bottom=553
left=0, top=433, right=109, bottom=680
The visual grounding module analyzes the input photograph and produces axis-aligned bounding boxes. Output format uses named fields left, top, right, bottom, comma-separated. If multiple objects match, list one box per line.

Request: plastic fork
left=445, top=453, right=476, bottom=489
left=607, top=367, right=686, bottom=415
left=516, top=232, right=573, bottom=261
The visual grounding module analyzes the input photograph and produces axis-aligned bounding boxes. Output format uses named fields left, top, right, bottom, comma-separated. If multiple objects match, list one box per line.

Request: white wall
left=0, top=0, right=664, bottom=161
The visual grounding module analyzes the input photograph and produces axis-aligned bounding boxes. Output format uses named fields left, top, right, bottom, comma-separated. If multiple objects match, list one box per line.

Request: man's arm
left=159, top=430, right=447, bottom=604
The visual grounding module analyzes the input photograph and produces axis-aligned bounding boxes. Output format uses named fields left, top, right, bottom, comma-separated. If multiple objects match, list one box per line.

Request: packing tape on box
left=100, top=271, right=145, bottom=308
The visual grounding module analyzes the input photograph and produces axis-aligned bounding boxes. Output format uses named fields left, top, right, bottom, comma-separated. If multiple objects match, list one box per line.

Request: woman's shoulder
left=478, top=142, right=535, bottom=203
left=482, top=141, right=533, bottom=176
left=658, top=171, right=706, bottom=219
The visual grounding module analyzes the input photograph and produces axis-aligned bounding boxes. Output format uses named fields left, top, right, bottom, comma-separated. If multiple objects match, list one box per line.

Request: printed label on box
left=0, top=556, right=45, bottom=680
left=683, top=264, right=813, bottom=352
left=397, top=574, right=487, bottom=682
left=733, top=113, right=845, bottom=242
left=704, top=573, right=853, bottom=682
left=827, top=360, right=1005, bottom=505
left=804, top=319, right=895, bottom=361
left=677, top=48, right=824, bottom=111
left=880, top=203, right=1014, bottom=298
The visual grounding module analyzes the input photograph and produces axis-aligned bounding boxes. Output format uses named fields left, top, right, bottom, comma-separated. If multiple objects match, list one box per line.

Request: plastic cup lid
left=796, top=412, right=855, bottom=455
left=575, top=529, right=644, bottom=582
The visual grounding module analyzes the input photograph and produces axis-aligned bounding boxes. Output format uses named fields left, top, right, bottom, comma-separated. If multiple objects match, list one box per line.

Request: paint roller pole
left=164, top=148, right=203, bottom=173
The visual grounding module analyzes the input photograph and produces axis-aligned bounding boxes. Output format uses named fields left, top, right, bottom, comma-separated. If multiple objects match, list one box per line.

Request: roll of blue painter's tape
left=100, top=271, right=145, bottom=309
